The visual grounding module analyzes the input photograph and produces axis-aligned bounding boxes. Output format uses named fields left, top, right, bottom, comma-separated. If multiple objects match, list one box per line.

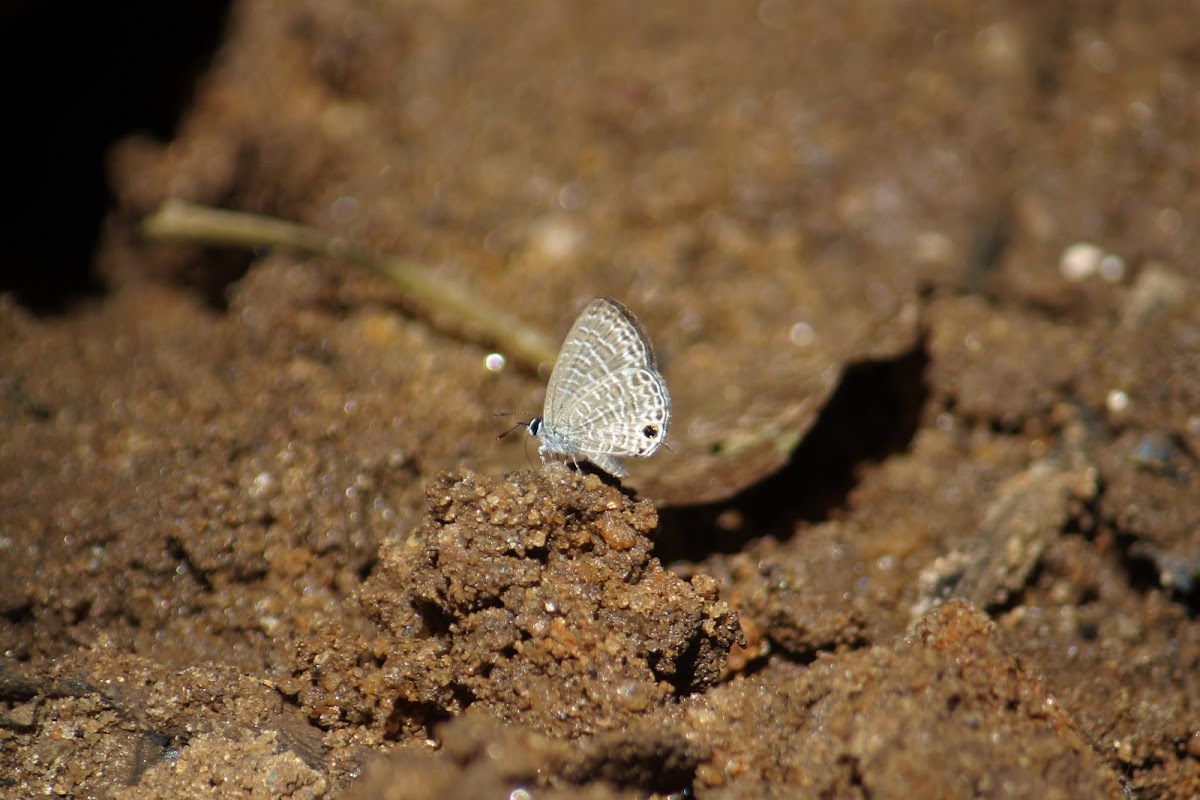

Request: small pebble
left=1060, top=242, right=1104, bottom=282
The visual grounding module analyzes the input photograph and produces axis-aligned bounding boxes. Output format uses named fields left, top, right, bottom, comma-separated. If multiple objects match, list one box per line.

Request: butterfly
left=524, top=297, right=671, bottom=478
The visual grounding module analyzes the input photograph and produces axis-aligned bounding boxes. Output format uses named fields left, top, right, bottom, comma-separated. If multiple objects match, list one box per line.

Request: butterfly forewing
left=543, top=297, right=658, bottom=428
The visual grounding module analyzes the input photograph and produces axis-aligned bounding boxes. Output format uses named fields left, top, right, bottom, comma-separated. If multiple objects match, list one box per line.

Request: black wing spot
left=642, top=425, right=658, bottom=439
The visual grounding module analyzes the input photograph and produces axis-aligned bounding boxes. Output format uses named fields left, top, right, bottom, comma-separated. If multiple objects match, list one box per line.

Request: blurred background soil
left=2, top=1, right=1199, bottom=798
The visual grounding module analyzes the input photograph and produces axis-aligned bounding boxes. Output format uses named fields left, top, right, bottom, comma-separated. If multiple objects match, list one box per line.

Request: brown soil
left=3, top=2, right=1200, bottom=798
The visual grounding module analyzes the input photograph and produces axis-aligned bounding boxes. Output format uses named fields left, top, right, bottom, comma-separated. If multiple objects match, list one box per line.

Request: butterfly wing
left=536, top=296, right=670, bottom=476
left=543, top=296, right=659, bottom=428
left=551, top=365, right=670, bottom=458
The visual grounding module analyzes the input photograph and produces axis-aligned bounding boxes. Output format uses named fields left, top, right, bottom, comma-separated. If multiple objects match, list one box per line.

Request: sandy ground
left=3, top=2, right=1200, bottom=797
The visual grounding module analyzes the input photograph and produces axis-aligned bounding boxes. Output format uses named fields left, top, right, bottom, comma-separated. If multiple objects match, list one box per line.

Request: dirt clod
left=291, top=468, right=743, bottom=741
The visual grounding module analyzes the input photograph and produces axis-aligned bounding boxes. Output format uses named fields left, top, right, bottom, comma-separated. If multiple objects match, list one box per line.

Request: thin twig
left=141, top=200, right=558, bottom=371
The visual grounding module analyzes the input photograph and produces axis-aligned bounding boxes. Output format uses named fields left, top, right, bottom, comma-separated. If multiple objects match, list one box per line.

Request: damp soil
left=3, top=2, right=1200, bottom=798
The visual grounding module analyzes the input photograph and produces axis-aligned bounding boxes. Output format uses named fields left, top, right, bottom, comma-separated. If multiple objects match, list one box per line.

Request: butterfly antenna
left=496, top=421, right=525, bottom=441
left=494, top=410, right=535, bottom=440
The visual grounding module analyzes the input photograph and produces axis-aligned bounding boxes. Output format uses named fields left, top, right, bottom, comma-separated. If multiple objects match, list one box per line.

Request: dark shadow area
left=657, top=342, right=929, bottom=562
left=0, top=1, right=232, bottom=312
left=1123, top=535, right=1200, bottom=619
